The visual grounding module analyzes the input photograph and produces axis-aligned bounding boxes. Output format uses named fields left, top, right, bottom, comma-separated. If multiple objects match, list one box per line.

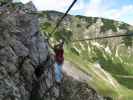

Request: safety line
left=51, top=0, right=77, bottom=34
left=72, top=34, right=133, bottom=42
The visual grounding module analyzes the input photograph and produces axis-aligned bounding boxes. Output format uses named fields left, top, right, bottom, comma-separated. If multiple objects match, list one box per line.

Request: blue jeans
left=55, top=63, right=62, bottom=82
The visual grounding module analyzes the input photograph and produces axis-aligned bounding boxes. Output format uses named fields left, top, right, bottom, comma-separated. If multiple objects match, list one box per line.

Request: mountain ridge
left=40, top=10, right=133, bottom=54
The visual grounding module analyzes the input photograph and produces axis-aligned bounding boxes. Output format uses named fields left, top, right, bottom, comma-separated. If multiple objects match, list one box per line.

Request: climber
left=53, top=39, right=64, bottom=84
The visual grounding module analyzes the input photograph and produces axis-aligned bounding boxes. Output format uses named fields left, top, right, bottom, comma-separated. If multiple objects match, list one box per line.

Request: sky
left=16, top=0, right=133, bottom=25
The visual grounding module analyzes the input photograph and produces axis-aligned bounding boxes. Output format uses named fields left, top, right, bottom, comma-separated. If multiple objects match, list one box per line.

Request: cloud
left=107, top=5, right=133, bottom=20
left=85, top=0, right=133, bottom=25
left=70, top=0, right=85, bottom=11
left=20, top=0, right=30, bottom=3
left=20, top=0, right=74, bottom=12
left=128, top=22, right=133, bottom=26
left=85, top=0, right=119, bottom=17
left=108, top=5, right=133, bottom=25
left=85, top=0, right=110, bottom=17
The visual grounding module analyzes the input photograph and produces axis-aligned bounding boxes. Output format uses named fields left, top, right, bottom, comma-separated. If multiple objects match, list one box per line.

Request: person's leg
left=55, top=63, right=62, bottom=82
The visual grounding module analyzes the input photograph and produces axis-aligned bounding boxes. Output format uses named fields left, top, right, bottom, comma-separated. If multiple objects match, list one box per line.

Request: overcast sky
left=17, top=0, right=133, bottom=25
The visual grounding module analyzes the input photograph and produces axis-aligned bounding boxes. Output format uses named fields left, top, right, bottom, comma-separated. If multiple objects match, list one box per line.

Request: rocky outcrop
left=61, top=74, right=104, bottom=100
left=0, top=1, right=59, bottom=100
left=62, top=61, right=105, bottom=100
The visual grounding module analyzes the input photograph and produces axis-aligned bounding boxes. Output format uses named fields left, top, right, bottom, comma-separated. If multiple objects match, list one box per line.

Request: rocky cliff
left=0, top=1, right=60, bottom=100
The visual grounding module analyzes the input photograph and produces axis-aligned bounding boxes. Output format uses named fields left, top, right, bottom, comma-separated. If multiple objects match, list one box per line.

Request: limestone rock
left=0, top=1, right=57, bottom=100
left=61, top=74, right=104, bottom=100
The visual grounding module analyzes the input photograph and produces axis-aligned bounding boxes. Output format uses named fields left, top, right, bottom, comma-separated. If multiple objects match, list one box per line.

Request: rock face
left=0, top=2, right=59, bottom=100
left=61, top=74, right=104, bottom=100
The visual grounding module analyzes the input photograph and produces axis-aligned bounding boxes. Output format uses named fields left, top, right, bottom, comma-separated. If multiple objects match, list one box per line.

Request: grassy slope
left=64, top=49, right=133, bottom=100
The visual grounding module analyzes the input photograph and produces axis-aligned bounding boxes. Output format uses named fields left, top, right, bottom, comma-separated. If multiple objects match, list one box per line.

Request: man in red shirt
left=54, top=40, right=64, bottom=84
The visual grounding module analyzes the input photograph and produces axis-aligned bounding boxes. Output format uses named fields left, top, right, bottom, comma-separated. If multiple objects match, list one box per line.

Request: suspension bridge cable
left=72, top=33, right=133, bottom=42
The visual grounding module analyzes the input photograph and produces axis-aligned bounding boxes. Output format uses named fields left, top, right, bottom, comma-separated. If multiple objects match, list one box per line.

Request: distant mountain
left=39, top=10, right=133, bottom=56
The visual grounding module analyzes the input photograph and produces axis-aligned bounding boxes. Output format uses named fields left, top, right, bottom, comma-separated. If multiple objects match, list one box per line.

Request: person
left=53, top=40, right=64, bottom=84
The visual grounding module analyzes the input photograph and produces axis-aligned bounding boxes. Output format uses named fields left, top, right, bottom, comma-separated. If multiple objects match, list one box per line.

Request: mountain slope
left=39, top=11, right=133, bottom=100
left=40, top=11, right=133, bottom=53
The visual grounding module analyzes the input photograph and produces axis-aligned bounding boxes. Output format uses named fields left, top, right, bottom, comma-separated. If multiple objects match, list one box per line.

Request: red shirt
left=54, top=48, right=64, bottom=64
